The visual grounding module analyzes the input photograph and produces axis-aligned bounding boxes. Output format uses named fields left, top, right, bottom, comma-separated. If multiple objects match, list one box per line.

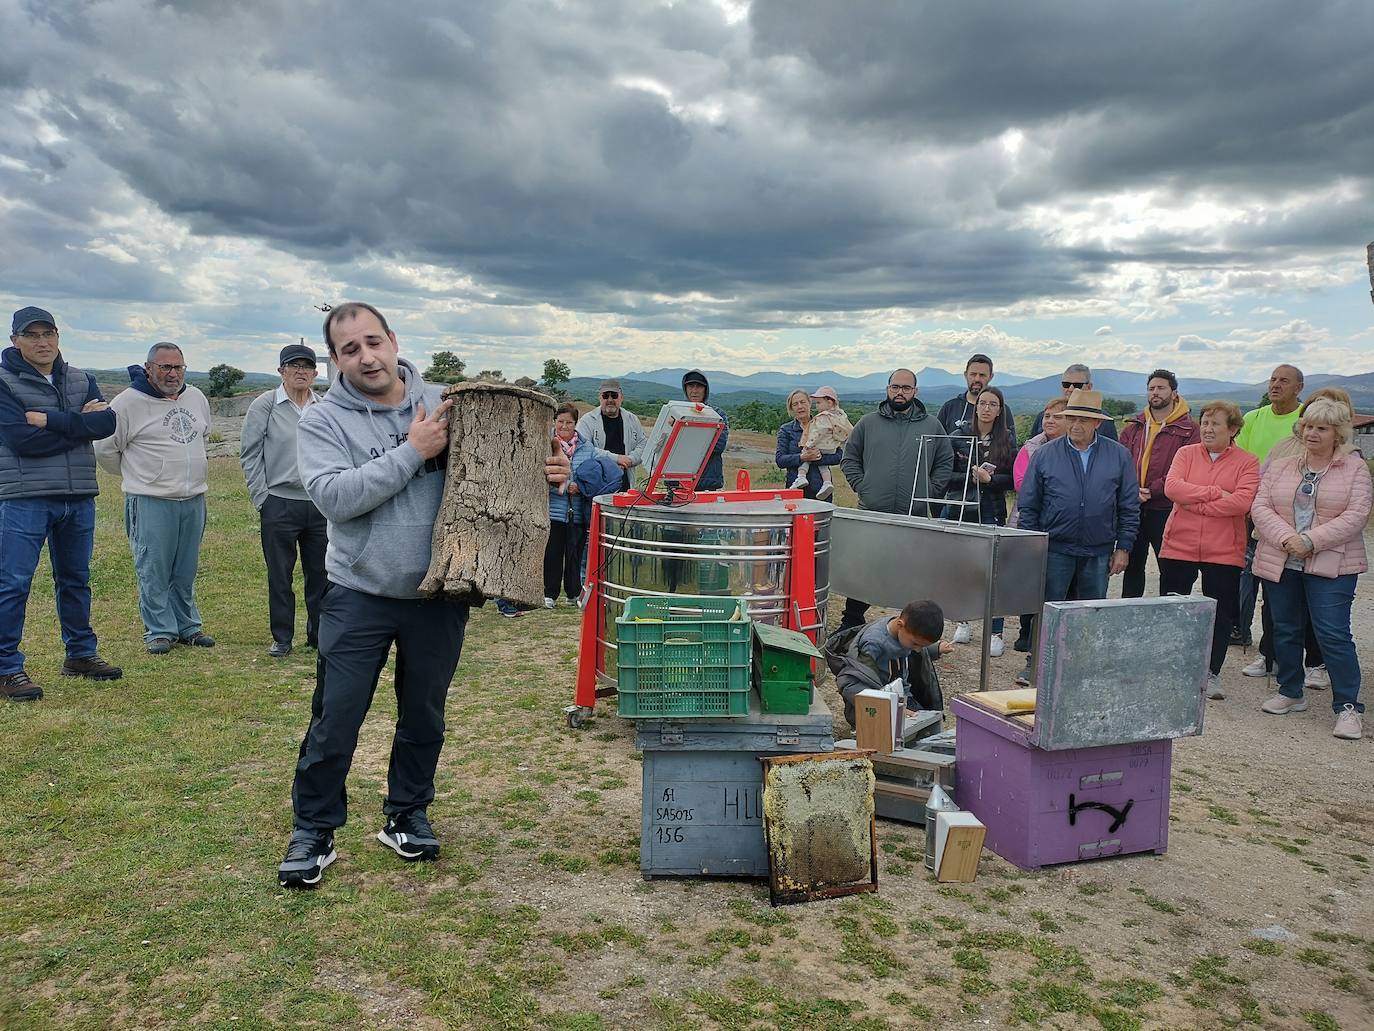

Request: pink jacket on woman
left=1251, top=450, right=1372, bottom=582
left=1160, top=444, right=1260, bottom=567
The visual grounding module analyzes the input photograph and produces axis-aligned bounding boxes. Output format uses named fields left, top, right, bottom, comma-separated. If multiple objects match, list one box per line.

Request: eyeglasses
left=888, top=384, right=916, bottom=393
left=283, top=360, right=315, bottom=370
left=601, top=391, right=620, bottom=400
left=1062, top=381, right=1087, bottom=390
left=1299, top=470, right=1322, bottom=497
left=975, top=401, right=1001, bottom=410
left=18, top=330, right=58, bottom=341
left=152, top=363, right=186, bottom=373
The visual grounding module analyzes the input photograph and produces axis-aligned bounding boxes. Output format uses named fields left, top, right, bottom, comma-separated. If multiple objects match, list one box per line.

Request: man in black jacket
left=0, top=307, right=122, bottom=700
left=936, top=353, right=1016, bottom=443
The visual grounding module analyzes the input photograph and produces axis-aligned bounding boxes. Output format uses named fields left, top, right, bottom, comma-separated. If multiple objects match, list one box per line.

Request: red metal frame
left=639, top=412, right=724, bottom=498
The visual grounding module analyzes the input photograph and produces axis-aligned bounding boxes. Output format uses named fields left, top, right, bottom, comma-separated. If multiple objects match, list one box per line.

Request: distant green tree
left=206, top=364, right=245, bottom=397
left=425, top=351, right=467, bottom=383
left=1101, top=397, right=1137, bottom=419
left=541, top=359, right=571, bottom=391
left=729, top=400, right=789, bottom=434
left=475, top=369, right=506, bottom=383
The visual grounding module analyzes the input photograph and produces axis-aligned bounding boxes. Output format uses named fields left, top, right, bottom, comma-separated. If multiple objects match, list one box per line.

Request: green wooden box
left=752, top=622, right=822, bottom=715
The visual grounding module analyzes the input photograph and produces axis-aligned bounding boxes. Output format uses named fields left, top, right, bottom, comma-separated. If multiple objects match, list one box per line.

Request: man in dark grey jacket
left=239, top=343, right=328, bottom=657
left=0, top=306, right=122, bottom=701
left=837, top=369, right=954, bottom=629
left=278, top=302, right=569, bottom=889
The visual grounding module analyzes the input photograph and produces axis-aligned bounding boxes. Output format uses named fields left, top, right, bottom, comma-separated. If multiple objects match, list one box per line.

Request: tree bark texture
left=420, top=382, right=556, bottom=604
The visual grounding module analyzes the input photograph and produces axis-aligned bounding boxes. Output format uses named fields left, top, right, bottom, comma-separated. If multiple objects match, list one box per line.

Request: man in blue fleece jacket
left=1014, top=389, right=1140, bottom=685
left=0, top=307, right=121, bottom=701
left=279, top=302, right=567, bottom=889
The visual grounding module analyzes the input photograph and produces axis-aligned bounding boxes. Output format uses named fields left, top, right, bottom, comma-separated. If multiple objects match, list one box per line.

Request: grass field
left=1, top=457, right=1372, bottom=1030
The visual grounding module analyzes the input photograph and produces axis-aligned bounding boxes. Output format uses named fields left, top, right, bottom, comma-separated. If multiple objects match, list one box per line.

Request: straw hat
left=1062, top=389, right=1110, bottom=420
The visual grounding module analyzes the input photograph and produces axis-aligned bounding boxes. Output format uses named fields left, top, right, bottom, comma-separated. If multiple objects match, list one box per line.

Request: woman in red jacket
left=1159, top=401, right=1260, bottom=699
left=1251, top=399, right=1370, bottom=740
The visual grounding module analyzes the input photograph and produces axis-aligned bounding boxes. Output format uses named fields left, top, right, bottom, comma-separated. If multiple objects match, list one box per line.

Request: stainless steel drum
left=592, top=496, right=833, bottom=681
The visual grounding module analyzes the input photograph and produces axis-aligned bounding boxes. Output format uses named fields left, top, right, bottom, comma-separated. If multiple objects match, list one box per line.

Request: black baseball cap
left=12, top=306, right=56, bottom=335
left=278, top=343, right=317, bottom=366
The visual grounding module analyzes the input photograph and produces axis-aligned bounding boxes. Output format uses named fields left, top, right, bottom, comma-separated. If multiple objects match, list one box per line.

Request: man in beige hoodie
left=95, top=343, right=215, bottom=654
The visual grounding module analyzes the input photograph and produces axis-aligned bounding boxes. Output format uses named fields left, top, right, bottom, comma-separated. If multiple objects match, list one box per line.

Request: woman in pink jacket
left=1251, top=399, right=1371, bottom=740
left=1158, top=401, right=1259, bottom=699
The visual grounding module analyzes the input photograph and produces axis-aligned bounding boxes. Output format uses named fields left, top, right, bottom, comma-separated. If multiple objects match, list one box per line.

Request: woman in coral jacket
left=1250, top=398, right=1371, bottom=740
left=1158, top=401, right=1260, bottom=700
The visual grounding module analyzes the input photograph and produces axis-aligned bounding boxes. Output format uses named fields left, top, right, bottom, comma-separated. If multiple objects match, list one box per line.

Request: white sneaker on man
left=543, top=597, right=556, bottom=609
left=989, top=634, right=1004, bottom=658
left=1241, top=656, right=1271, bottom=678
left=1303, top=665, right=1330, bottom=690
left=1332, top=705, right=1363, bottom=740
left=1261, top=693, right=1308, bottom=715
left=952, top=623, right=971, bottom=645
left=1205, top=673, right=1225, bottom=700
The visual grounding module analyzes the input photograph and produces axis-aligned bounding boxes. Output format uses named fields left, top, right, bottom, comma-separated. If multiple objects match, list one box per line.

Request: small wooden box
left=854, top=688, right=901, bottom=754
left=934, top=811, right=986, bottom=882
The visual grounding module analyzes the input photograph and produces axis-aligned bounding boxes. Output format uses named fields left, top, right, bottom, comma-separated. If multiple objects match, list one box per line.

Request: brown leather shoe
left=1, top=669, right=43, bottom=701
left=61, top=655, right=124, bottom=681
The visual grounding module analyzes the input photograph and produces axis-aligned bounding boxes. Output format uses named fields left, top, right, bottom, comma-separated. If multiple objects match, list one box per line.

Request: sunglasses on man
left=1062, top=380, right=1087, bottom=389
left=601, top=391, right=620, bottom=400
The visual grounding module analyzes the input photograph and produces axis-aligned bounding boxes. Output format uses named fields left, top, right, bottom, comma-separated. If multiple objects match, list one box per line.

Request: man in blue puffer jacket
left=1015, top=390, right=1140, bottom=683
left=0, top=307, right=122, bottom=700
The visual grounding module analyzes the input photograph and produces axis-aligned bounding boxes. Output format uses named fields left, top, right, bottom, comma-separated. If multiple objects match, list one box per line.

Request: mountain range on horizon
left=576, top=366, right=1374, bottom=411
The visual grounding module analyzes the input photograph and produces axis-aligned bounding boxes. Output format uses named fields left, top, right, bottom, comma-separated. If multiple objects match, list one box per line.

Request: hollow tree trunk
left=419, top=382, right=556, bottom=605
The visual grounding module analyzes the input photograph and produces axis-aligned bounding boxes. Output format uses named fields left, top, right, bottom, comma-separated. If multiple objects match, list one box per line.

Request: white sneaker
left=989, top=634, right=1004, bottom=658
left=1241, top=656, right=1271, bottom=677
left=1304, top=665, right=1330, bottom=691
left=789, top=476, right=808, bottom=491
left=1261, top=693, right=1308, bottom=715
left=1206, top=673, right=1225, bottom=700
left=1333, top=705, right=1364, bottom=740
left=816, top=482, right=834, bottom=500
left=952, top=623, right=971, bottom=645
left=543, top=597, right=555, bottom=609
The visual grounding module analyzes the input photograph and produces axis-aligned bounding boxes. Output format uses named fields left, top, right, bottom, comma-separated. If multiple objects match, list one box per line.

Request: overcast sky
left=3, top=0, right=1373, bottom=382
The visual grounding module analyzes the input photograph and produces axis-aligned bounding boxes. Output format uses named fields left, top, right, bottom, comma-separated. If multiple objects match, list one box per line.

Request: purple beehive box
left=949, top=597, right=1209, bottom=870
left=952, top=697, right=1171, bottom=870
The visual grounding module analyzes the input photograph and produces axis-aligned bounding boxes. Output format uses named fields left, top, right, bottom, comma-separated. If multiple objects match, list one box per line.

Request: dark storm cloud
left=1, top=0, right=1371, bottom=326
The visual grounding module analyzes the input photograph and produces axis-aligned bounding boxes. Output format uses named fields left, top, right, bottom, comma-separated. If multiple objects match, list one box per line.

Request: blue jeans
left=1045, top=550, right=1110, bottom=603
left=1264, top=569, right=1363, bottom=713
left=125, top=494, right=206, bottom=642
left=0, top=498, right=99, bottom=674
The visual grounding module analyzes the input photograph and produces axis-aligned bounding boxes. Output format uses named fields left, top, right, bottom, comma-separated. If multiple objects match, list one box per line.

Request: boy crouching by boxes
left=823, top=600, right=952, bottom=731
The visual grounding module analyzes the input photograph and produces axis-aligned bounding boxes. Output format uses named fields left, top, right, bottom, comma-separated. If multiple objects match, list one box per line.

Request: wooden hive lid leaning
left=419, top=381, right=557, bottom=606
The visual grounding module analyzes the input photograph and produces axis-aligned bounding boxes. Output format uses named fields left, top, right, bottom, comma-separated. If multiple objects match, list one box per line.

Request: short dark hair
left=888, top=368, right=917, bottom=386
left=966, top=353, right=994, bottom=373
left=899, top=600, right=944, bottom=643
left=1147, top=368, right=1178, bottom=391
left=323, top=302, right=392, bottom=357
left=555, top=401, right=579, bottom=420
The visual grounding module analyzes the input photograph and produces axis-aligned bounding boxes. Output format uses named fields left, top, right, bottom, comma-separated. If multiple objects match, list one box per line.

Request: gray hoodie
left=296, top=357, right=446, bottom=599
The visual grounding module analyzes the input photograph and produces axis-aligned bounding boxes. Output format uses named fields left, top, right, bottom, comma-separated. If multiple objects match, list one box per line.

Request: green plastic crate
left=616, top=596, right=753, bottom=718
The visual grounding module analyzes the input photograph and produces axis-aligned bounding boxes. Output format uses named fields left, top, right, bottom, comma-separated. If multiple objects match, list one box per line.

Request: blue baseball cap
left=12, top=306, right=57, bottom=335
